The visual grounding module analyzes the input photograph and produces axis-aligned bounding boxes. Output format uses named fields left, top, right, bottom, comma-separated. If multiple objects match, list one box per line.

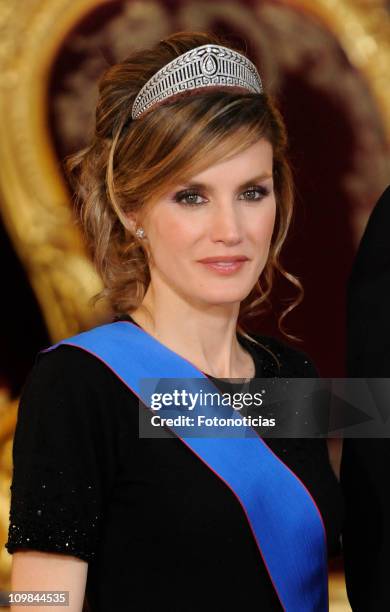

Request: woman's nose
left=209, top=201, right=243, bottom=245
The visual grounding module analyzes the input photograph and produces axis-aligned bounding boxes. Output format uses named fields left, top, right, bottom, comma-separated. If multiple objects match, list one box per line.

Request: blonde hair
left=65, top=31, right=303, bottom=346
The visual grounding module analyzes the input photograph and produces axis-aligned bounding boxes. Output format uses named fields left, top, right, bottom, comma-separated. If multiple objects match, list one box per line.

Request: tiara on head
left=131, top=43, right=263, bottom=120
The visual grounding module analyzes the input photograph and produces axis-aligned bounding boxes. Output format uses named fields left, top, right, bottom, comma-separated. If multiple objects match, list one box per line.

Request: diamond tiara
left=131, top=43, right=263, bottom=120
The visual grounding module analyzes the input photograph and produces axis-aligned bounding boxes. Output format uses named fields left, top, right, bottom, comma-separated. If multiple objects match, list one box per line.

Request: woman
left=5, top=32, right=344, bottom=611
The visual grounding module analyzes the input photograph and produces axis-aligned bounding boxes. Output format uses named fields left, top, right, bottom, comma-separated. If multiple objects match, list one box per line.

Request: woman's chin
left=194, top=289, right=251, bottom=307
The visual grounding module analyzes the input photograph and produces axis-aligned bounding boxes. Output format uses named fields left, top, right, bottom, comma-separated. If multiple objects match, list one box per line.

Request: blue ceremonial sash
left=39, top=320, right=328, bottom=611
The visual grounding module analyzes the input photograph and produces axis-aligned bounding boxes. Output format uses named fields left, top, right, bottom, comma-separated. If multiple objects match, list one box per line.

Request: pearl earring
left=135, top=227, right=145, bottom=239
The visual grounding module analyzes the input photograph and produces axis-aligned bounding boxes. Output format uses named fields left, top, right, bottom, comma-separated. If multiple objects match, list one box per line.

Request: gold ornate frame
left=0, top=0, right=389, bottom=591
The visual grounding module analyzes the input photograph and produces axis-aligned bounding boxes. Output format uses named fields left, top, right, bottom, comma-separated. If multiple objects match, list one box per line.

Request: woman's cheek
left=252, top=212, right=275, bottom=246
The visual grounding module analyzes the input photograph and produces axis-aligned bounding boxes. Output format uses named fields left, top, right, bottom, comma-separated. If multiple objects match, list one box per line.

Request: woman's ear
left=124, top=211, right=138, bottom=233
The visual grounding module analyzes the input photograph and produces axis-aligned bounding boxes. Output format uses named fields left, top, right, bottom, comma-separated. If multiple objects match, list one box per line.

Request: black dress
left=5, top=314, right=344, bottom=611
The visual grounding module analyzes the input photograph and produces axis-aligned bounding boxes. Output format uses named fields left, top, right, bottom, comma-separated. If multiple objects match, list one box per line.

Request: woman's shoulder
left=245, top=332, right=319, bottom=377
left=14, top=342, right=137, bottom=471
left=32, top=343, right=115, bottom=392
left=36, top=340, right=97, bottom=366
left=36, top=341, right=111, bottom=377
left=28, top=341, right=132, bottom=409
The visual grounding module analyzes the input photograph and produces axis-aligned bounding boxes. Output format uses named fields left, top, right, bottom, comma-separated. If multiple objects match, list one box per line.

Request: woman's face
left=141, top=137, right=276, bottom=310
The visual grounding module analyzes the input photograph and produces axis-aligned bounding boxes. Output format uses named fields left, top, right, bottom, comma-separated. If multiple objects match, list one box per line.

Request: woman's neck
left=129, top=291, right=254, bottom=379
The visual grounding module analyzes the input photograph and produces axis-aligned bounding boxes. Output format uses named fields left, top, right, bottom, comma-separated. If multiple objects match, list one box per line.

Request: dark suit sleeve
left=341, top=184, right=390, bottom=610
left=340, top=439, right=390, bottom=610
left=347, top=185, right=390, bottom=377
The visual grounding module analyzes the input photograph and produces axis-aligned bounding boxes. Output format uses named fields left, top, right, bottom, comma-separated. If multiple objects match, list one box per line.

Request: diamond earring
left=135, top=227, right=145, bottom=239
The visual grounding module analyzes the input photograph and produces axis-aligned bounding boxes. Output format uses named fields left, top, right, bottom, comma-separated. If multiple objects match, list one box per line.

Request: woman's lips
left=198, top=258, right=249, bottom=275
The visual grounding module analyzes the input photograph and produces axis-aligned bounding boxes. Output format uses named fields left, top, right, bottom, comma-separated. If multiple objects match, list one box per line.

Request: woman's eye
left=239, top=186, right=270, bottom=201
left=174, top=191, right=205, bottom=206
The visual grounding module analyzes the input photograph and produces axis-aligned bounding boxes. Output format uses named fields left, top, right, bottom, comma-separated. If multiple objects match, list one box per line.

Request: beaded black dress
left=5, top=314, right=344, bottom=611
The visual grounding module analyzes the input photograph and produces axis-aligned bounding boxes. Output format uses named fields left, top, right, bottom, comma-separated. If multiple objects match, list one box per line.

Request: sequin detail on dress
left=6, top=471, right=102, bottom=563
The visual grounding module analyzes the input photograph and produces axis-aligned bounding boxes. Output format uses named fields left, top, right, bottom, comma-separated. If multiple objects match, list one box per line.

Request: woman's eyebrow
left=177, top=173, right=273, bottom=191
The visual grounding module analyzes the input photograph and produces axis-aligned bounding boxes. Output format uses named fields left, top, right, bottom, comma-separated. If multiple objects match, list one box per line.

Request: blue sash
left=40, top=320, right=328, bottom=611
